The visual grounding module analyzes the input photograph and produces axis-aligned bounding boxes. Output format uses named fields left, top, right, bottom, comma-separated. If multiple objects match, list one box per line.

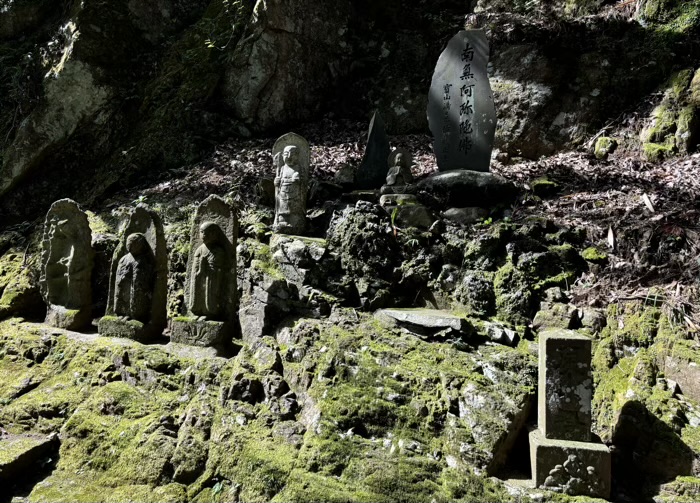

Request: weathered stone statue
left=188, top=221, right=226, bottom=318
left=40, top=199, right=94, bottom=330
left=379, top=148, right=435, bottom=229
left=273, top=133, right=309, bottom=235
left=98, top=205, right=167, bottom=341
left=171, top=195, right=238, bottom=349
left=385, top=148, right=414, bottom=187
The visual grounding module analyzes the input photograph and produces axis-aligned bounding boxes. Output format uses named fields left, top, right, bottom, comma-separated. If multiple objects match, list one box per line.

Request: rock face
left=40, top=199, right=94, bottom=330
left=98, top=205, right=167, bottom=342
left=222, top=0, right=352, bottom=132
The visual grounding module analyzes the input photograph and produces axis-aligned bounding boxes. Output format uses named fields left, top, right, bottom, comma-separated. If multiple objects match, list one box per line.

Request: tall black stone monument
left=427, top=29, right=496, bottom=172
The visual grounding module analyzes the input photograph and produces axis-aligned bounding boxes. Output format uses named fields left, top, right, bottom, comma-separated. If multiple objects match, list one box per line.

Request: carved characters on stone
left=171, top=195, right=238, bottom=349
left=385, top=148, right=414, bottom=187
left=273, top=133, right=309, bottom=235
left=40, top=199, right=94, bottom=330
left=99, top=205, right=167, bottom=341
left=427, top=29, right=496, bottom=172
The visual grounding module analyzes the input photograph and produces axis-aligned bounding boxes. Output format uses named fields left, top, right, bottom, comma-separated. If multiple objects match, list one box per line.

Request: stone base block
left=170, top=318, right=230, bottom=347
left=98, top=316, right=162, bottom=342
left=45, top=305, right=91, bottom=331
left=529, top=428, right=611, bottom=500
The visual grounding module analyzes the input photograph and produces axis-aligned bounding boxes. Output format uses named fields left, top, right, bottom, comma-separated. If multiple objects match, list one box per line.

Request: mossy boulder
left=594, top=136, right=618, bottom=160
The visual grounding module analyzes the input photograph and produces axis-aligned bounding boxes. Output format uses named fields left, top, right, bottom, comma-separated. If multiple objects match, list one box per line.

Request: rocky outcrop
left=221, top=0, right=352, bottom=132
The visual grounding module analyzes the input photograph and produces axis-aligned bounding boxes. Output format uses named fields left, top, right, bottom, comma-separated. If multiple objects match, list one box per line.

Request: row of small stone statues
left=41, top=194, right=237, bottom=347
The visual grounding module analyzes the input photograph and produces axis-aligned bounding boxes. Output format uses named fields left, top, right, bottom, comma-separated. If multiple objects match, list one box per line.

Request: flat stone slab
left=664, top=355, right=700, bottom=403
left=529, top=428, right=611, bottom=500
left=416, top=170, right=517, bottom=210
left=0, top=434, right=58, bottom=482
left=376, top=308, right=469, bottom=333
left=170, top=318, right=231, bottom=348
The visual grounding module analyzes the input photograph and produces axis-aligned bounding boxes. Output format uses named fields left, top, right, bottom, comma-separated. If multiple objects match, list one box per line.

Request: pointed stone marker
left=356, top=112, right=391, bottom=189
left=427, top=29, right=497, bottom=172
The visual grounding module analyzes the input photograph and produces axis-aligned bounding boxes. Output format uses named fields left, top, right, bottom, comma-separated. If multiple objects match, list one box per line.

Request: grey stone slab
left=0, top=433, right=58, bottom=483
left=376, top=308, right=468, bottom=332
left=427, top=29, right=497, bottom=172
left=538, top=329, right=592, bottom=442
left=356, top=112, right=390, bottom=189
left=529, top=428, right=611, bottom=500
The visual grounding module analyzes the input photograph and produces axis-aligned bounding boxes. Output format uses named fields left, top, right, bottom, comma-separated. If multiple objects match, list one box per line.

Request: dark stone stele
left=98, top=205, right=167, bottom=342
left=170, top=195, right=238, bottom=350
left=40, top=199, right=94, bottom=331
left=355, top=111, right=391, bottom=189
left=427, top=29, right=497, bottom=172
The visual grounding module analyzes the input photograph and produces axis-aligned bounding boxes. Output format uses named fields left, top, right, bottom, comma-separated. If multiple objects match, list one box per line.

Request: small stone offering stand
left=530, top=329, right=611, bottom=499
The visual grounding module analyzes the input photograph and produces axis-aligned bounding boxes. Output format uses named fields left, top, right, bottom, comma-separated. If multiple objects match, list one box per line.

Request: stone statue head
left=126, top=233, right=149, bottom=256
left=200, top=221, right=221, bottom=246
left=283, top=145, right=300, bottom=167
left=394, top=152, right=405, bottom=168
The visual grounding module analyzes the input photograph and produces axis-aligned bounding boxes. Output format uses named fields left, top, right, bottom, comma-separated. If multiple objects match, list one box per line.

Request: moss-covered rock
left=594, top=136, right=617, bottom=160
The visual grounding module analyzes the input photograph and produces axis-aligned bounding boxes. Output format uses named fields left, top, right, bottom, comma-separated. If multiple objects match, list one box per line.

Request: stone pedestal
left=170, top=318, right=231, bottom=348
left=98, top=316, right=150, bottom=342
left=530, top=329, right=611, bottom=500
left=45, top=305, right=92, bottom=331
left=530, top=429, right=611, bottom=499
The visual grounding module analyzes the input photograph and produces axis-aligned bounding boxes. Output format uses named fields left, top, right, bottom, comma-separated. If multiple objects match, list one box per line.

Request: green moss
left=642, top=104, right=677, bottom=144
left=643, top=141, right=676, bottom=161
left=530, top=177, right=559, bottom=197
left=690, top=68, right=700, bottom=106
left=604, top=302, right=661, bottom=350
left=594, top=136, right=618, bottom=160
left=581, top=246, right=608, bottom=263
left=0, top=249, right=40, bottom=318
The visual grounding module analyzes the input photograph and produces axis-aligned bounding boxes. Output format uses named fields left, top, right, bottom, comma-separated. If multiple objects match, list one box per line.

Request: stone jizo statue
left=99, top=205, right=167, bottom=341
left=114, top=233, right=154, bottom=322
left=272, top=132, right=310, bottom=235
left=189, top=221, right=226, bottom=319
left=274, top=146, right=304, bottom=232
left=41, top=199, right=94, bottom=330
left=170, top=195, right=238, bottom=350
left=386, top=150, right=414, bottom=186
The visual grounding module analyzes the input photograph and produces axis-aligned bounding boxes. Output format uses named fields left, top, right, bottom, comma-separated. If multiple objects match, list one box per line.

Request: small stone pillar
left=170, top=195, right=238, bottom=349
left=529, top=329, right=611, bottom=499
left=98, top=204, right=167, bottom=341
left=40, top=199, right=94, bottom=330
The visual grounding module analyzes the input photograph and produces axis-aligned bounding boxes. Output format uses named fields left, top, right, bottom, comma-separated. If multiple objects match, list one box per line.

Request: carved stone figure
left=171, top=195, right=238, bottom=350
left=385, top=148, right=414, bottom=186
left=189, top=222, right=226, bottom=318
left=40, top=199, right=94, bottom=330
left=98, top=205, right=167, bottom=341
left=273, top=133, right=309, bottom=235
left=114, top=233, right=154, bottom=321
